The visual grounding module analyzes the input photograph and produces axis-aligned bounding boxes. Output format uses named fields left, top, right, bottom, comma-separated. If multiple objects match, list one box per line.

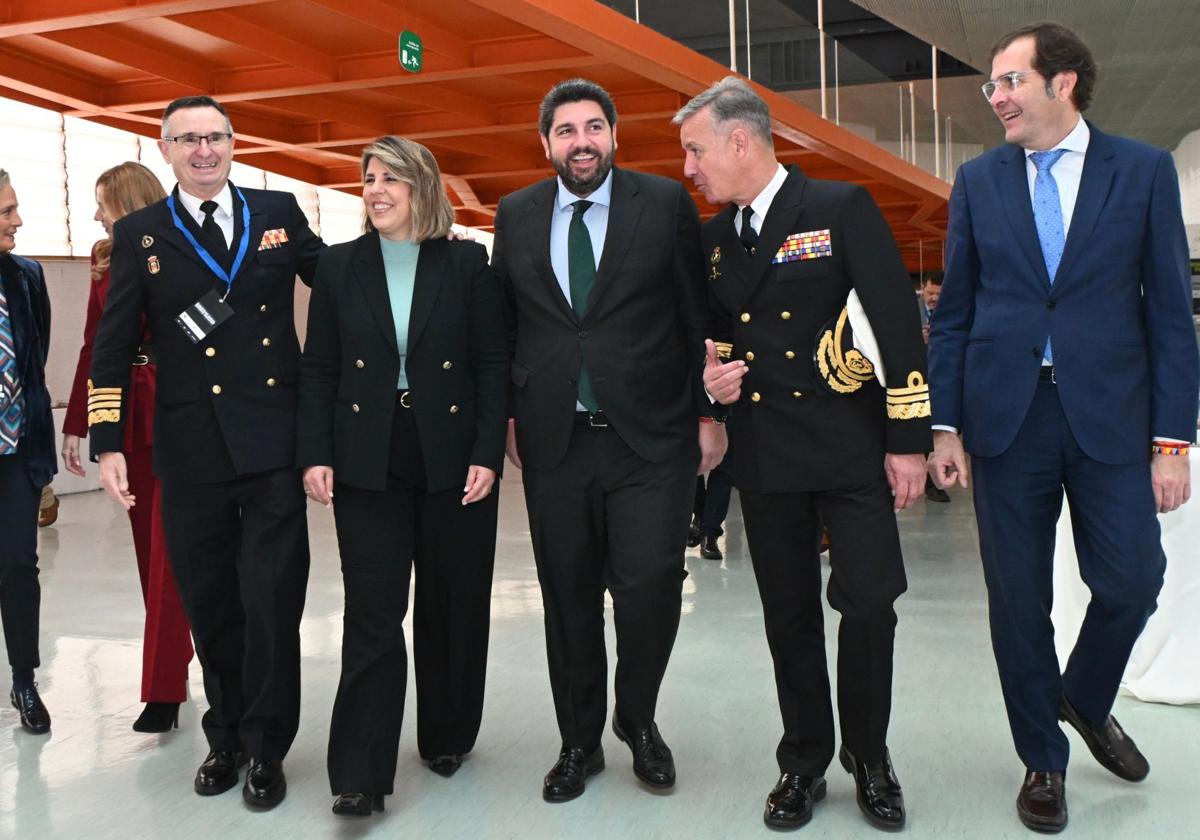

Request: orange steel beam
left=305, top=0, right=472, bottom=64
left=172, top=11, right=340, bottom=80
left=0, top=0, right=264, bottom=37
left=32, top=30, right=212, bottom=93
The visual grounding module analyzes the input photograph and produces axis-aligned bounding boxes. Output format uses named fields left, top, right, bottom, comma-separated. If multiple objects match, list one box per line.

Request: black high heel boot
left=132, top=702, right=180, bottom=732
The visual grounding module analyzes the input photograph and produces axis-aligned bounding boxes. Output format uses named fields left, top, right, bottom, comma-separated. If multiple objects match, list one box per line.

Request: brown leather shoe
left=1059, top=695, right=1149, bottom=782
left=38, top=494, right=59, bottom=527
left=1017, top=770, right=1067, bottom=833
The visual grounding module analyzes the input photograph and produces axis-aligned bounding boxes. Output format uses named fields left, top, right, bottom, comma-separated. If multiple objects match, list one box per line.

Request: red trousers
left=125, top=444, right=194, bottom=702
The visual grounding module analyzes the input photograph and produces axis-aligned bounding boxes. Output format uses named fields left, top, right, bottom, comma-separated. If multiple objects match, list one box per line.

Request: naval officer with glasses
left=90, top=95, right=325, bottom=810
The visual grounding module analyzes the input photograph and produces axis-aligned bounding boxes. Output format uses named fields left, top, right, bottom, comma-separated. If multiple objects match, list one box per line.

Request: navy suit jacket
left=1, top=253, right=55, bottom=487
left=929, top=122, right=1199, bottom=463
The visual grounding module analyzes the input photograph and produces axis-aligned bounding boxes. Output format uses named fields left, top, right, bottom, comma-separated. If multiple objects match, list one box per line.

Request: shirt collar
left=1024, top=116, right=1089, bottom=160
left=556, top=169, right=613, bottom=212
left=741, top=164, right=788, bottom=226
left=176, top=182, right=234, bottom=219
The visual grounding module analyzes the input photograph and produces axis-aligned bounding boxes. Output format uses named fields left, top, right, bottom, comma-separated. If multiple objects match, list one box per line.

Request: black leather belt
left=1039, top=365, right=1056, bottom=383
left=397, top=389, right=412, bottom=409
left=132, top=344, right=158, bottom=366
left=574, top=410, right=608, bottom=427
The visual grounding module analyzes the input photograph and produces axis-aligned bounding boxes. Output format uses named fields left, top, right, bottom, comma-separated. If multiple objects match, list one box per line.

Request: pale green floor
left=4, top=474, right=1198, bottom=839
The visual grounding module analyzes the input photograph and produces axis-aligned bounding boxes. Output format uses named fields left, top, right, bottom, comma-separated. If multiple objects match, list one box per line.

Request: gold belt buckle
left=399, top=391, right=412, bottom=408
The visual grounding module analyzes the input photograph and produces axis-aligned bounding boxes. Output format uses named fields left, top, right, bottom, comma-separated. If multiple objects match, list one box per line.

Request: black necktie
left=739, top=205, right=758, bottom=256
left=567, top=200, right=599, bottom=412
left=200, top=200, right=228, bottom=261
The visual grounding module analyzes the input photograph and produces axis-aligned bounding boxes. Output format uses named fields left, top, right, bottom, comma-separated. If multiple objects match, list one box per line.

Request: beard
left=550, top=144, right=615, bottom=196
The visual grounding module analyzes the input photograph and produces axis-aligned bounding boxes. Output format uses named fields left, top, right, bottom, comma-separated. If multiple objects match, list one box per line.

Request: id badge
left=176, top=289, right=234, bottom=344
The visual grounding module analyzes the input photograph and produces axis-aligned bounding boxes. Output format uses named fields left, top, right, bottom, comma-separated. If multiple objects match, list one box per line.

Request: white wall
left=1171, top=128, right=1200, bottom=258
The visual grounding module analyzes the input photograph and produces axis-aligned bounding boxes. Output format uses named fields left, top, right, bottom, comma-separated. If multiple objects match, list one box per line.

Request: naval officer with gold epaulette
left=675, top=77, right=931, bottom=832
left=89, top=95, right=324, bottom=810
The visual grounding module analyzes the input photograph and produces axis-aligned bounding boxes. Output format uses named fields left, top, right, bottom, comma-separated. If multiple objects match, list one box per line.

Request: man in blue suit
left=928, top=22, right=1199, bottom=833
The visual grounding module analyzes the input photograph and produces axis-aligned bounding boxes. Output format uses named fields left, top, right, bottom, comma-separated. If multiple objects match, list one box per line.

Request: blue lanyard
left=166, top=186, right=252, bottom=298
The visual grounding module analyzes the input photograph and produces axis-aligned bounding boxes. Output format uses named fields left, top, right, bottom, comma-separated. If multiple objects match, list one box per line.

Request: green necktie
left=568, top=199, right=599, bottom=412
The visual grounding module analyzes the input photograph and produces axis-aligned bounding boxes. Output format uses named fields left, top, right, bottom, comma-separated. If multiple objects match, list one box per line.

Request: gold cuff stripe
left=886, top=371, right=929, bottom=396
left=714, top=341, right=733, bottom=360
left=87, top=399, right=123, bottom=409
left=887, top=401, right=931, bottom=420
left=887, top=392, right=929, bottom=405
left=88, top=409, right=121, bottom=425
left=88, top=387, right=122, bottom=396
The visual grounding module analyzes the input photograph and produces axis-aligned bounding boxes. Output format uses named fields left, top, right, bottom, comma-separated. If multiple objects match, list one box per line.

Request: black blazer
left=297, top=233, right=508, bottom=494
left=90, top=185, right=325, bottom=482
left=1, top=253, right=55, bottom=487
left=491, top=167, right=713, bottom=471
left=702, top=166, right=932, bottom=493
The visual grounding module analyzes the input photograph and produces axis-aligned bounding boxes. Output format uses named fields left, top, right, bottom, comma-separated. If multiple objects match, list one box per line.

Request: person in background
left=298, top=136, right=507, bottom=818
left=62, top=161, right=194, bottom=733
left=689, top=454, right=734, bottom=560
left=920, top=275, right=950, bottom=503
left=0, top=168, right=54, bottom=734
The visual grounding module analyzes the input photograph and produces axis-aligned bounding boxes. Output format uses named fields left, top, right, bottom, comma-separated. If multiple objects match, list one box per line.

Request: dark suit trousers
left=0, top=441, right=41, bottom=671
left=327, top=399, right=498, bottom=795
left=693, top=461, right=734, bottom=537
left=739, top=477, right=906, bottom=776
left=160, top=466, right=309, bottom=761
left=522, top=421, right=698, bottom=750
left=972, top=379, right=1164, bottom=772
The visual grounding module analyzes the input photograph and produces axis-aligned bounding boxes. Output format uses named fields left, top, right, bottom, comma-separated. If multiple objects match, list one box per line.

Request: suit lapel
left=744, top=166, right=807, bottom=300
left=352, top=232, right=399, bottom=354
left=587, top=167, right=642, bottom=318
left=525, top=180, right=575, bottom=322
left=1054, top=123, right=1115, bottom=287
left=407, top=238, right=446, bottom=353
left=995, top=145, right=1052, bottom=288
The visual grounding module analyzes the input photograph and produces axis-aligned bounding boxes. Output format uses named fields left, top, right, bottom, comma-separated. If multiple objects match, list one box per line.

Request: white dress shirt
left=176, top=183, right=235, bottom=249
left=735, top=163, right=788, bottom=238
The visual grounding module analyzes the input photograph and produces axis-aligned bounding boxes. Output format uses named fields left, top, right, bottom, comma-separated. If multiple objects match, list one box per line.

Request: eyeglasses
left=980, top=71, right=1035, bottom=101
left=161, top=132, right=233, bottom=148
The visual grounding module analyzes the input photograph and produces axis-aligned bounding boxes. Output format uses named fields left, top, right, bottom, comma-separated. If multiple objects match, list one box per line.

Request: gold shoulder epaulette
left=886, top=371, right=931, bottom=420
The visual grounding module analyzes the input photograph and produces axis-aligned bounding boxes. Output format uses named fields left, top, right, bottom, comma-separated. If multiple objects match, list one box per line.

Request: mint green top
left=380, top=237, right=420, bottom=389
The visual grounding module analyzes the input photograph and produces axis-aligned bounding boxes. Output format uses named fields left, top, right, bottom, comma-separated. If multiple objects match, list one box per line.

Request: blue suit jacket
left=929, top=122, right=1199, bottom=463
left=1, top=253, right=55, bottom=486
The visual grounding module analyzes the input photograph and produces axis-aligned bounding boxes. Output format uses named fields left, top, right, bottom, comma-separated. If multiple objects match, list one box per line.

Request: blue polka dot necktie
left=1031, top=148, right=1068, bottom=363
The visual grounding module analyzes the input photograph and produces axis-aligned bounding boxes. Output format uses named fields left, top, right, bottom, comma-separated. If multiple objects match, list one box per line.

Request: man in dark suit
left=0, top=170, right=54, bottom=735
left=928, top=22, right=1199, bottom=833
left=91, top=96, right=324, bottom=809
left=676, top=77, right=931, bottom=831
left=491, top=78, right=725, bottom=802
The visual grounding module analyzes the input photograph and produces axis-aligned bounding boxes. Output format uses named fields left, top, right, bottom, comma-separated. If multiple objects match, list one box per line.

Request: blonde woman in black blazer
left=297, top=136, right=508, bottom=817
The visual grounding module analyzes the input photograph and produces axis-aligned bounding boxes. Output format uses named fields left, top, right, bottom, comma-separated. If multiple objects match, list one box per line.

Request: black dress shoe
left=542, top=746, right=604, bottom=802
left=764, top=773, right=826, bottom=829
left=925, top=484, right=950, bottom=503
left=1058, top=695, right=1149, bottom=782
left=1017, top=770, right=1067, bottom=833
left=332, top=793, right=384, bottom=816
left=686, top=520, right=702, bottom=548
left=612, top=716, right=675, bottom=788
left=10, top=685, right=50, bottom=735
left=132, top=702, right=180, bottom=733
left=699, top=535, right=723, bottom=561
left=429, top=754, right=463, bottom=777
left=194, top=749, right=247, bottom=796
left=242, top=758, right=286, bottom=809
left=839, top=746, right=906, bottom=831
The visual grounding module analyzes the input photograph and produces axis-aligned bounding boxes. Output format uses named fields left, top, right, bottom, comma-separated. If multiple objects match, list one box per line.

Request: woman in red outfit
left=62, top=161, right=194, bottom=733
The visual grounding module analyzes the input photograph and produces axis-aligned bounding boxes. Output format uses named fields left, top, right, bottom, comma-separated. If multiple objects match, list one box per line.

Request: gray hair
left=673, top=76, right=773, bottom=147
left=0, top=169, right=8, bottom=191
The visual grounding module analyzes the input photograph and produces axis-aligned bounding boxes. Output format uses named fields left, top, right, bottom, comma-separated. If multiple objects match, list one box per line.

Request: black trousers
left=0, top=441, right=41, bottom=672
left=522, top=420, right=698, bottom=750
left=693, top=460, right=734, bottom=537
left=160, top=466, right=309, bottom=761
left=739, top=476, right=907, bottom=776
left=327, top=400, right=498, bottom=795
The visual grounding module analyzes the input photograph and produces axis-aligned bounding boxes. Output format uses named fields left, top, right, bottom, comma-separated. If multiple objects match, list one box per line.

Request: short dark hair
left=921, top=274, right=942, bottom=287
left=161, top=95, right=233, bottom=136
left=990, top=22, right=1096, bottom=112
left=538, top=79, right=617, bottom=138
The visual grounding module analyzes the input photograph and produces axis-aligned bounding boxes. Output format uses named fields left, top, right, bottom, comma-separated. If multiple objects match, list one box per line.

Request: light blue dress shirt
left=380, top=237, right=419, bottom=389
left=549, top=171, right=612, bottom=303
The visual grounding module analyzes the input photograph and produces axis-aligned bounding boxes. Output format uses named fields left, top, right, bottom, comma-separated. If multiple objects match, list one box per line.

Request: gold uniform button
left=211, top=385, right=222, bottom=395
left=750, top=392, right=761, bottom=402
left=442, top=361, right=452, bottom=370
left=740, top=312, right=751, bottom=323
left=266, top=378, right=276, bottom=387
left=785, top=350, right=795, bottom=360
left=205, top=347, right=216, bottom=358
left=745, top=351, right=755, bottom=361
left=259, top=304, right=268, bottom=313
left=781, top=311, right=792, bottom=320
left=449, top=405, right=459, bottom=414
left=355, top=359, right=365, bottom=369
left=262, top=338, right=271, bottom=347
left=793, top=391, right=803, bottom=398
left=351, top=403, right=360, bottom=413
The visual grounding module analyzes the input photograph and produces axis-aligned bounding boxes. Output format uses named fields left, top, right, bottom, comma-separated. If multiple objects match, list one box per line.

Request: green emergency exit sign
left=399, top=30, right=422, bottom=73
